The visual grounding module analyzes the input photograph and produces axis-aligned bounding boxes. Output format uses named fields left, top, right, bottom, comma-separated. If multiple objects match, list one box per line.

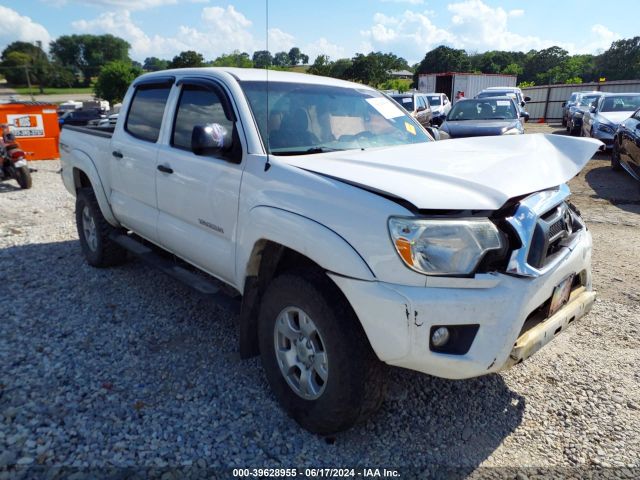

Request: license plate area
left=548, top=274, right=575, bottom=317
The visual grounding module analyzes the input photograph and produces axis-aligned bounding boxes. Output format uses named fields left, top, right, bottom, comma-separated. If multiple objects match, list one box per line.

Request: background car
left=59, top=109, right=105, bottom=127
left=422, top=93, right=451, bottom=126
left=561, top=91, right=591, bottom=126
left=390, top=92, right=433, bottom=127
left=581, top=93, right=640, bottom=149
left=612, top=107, right=640, bottom=183
left=475, top=87, right=531, bottom=121
left=439, top=97, right=524, bottom=138
left=567, top=92, right=603, bottom=136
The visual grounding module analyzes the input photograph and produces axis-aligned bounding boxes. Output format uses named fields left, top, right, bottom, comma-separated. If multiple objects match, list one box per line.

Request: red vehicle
left=0, top=123, right=32, bottom=189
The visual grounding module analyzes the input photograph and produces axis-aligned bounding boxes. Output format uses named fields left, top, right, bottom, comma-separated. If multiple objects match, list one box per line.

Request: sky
left=1, top=1, right=638, bottom=64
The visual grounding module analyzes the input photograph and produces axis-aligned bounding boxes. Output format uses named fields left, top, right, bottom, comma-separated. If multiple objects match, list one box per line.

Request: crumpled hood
left=440, top=119, right=520, bottom=138
left=280, top=134, right=602, bottom=211
left=599, top=111, right=633, bottom=125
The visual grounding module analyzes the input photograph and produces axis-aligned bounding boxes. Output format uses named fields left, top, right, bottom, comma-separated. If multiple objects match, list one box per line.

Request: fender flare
left=236, top=206, right=375, bottom=289
left=69, top=149, right=120, bottom=227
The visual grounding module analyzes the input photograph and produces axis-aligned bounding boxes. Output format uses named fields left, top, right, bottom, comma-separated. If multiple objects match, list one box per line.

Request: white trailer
left=418, top=73, right=517, bottom=101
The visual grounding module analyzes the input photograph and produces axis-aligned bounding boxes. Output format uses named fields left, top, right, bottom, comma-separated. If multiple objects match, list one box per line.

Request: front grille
left=548, top=218, right=564, bottom=238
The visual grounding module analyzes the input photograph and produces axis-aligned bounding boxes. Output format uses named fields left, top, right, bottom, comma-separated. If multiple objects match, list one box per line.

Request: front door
left=110, top=81, right=173, bottom=240
left=155, top=81, right=244, bottom=284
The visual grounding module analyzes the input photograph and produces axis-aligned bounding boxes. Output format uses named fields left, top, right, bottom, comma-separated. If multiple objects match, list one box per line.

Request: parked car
left=423, top=93, right=451, bottom=126
left=390, top=92, right=433, bottom=127
left=566, top=92, right=603, bottom=136
left=581, top=93, right=640, bottom=149
left=561, top=91, right=600, bottom=127
left=476, top=87, right=531, bottom=121
left=59, top=109, right=105, bottom=127
left=439, top=97, right=524, bottom=138
left=612, top=107, right=640, bottom=182
left=60, top=68, right=600, bottom=434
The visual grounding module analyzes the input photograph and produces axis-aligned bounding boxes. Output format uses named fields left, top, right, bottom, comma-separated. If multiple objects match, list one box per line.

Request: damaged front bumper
left=329, top=228, right=594, bottom=380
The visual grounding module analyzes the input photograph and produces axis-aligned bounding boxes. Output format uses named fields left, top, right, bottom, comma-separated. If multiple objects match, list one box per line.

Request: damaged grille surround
left=505, top=184, right=585, bottom=278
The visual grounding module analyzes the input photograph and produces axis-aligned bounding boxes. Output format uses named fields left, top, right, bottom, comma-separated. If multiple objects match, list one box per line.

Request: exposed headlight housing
left=388, top=217, right=505, bottom=276
left=502, top=127, right=522, bottom=135
left=598, top=123, right=615, bottom=134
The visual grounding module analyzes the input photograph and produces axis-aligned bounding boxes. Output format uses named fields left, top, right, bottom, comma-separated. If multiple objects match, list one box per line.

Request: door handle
left=112, top=150, right=123, bottom=159
left=157, top=164, right=174, bottom=174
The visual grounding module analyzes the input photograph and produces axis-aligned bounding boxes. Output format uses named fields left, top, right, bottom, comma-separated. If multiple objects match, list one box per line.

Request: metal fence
left=522, top=80, right=640, bottom=122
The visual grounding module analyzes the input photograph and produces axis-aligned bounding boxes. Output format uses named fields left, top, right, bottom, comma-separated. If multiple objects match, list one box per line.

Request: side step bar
left=110, top=233, right=240, bottom=314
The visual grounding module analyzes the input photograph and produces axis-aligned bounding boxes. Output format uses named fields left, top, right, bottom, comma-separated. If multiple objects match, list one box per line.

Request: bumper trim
left=502, top=287, right=596, bottom=369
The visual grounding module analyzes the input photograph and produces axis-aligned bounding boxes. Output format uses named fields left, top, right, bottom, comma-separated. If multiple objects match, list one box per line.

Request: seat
left=269, top=108, right=319, bottom=149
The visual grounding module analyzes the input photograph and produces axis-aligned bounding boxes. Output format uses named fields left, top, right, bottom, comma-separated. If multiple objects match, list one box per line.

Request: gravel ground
left=1, top=127, right=639, bottom=478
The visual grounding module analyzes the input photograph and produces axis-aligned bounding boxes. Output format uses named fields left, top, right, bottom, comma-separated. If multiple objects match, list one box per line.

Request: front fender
left=65, top=149, right=120, bottom=227
left=236, top=206, right=375, bottom=289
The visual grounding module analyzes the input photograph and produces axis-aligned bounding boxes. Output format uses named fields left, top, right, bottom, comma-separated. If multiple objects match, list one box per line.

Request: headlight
left=388, top=217, right=505, bottom=275
left=502, top=127, right=522, bottom=135
left=598, top=123, right=615, bottom=134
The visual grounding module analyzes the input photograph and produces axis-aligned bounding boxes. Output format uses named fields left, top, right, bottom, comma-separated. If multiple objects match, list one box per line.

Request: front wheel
left=611, top=140, right=622, bottom=171
left=14, top=165, right=32, bottom=189
left=258, top=271, right=386, bottom=434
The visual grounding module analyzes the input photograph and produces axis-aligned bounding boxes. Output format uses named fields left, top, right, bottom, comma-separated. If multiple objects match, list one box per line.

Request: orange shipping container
left=0, top=102, right=60, bottom=160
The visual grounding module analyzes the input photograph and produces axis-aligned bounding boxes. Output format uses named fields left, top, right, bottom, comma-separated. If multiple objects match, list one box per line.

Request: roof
left=419, top=72, right=517, bottom=78
left=389, top=70, right=414, bottom=76
left=137, top=67, right=373, bottom=90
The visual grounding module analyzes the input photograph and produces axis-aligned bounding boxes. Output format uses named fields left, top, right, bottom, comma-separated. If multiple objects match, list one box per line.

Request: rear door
left=155, top=78, right=244, bottom=284
left=623, top=110, right=640, bottom=173
left=110, top=77, right=174, bottom=241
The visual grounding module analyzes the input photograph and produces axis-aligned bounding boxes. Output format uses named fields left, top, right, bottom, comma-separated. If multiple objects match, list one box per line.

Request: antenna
left=264, top=0, right=271, bottom=172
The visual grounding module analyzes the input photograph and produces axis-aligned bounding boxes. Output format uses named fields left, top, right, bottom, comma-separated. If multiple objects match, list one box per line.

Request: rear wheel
left=14, top=165, right=32, bottom=189
left=611, top=139, right=622, bottom=171
left=258, top=271, right=386, bottom=434
left=75, top=188, right=127, bottom=267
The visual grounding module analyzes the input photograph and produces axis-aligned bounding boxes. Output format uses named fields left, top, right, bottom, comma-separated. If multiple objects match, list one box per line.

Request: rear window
left=428, top=96, right=441, bottom=106
left=391, top=95, right=414, bottom=111
left=125, top=85, right=172, bottom=142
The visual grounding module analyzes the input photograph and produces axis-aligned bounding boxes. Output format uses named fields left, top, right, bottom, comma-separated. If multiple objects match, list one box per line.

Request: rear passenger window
left=172, top=85, right=233, bottom=151
left=125, top=85, right=172, bottom=142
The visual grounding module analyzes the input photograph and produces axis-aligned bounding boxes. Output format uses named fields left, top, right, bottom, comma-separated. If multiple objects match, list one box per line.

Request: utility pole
left=24, top=66, right=35, bottom=101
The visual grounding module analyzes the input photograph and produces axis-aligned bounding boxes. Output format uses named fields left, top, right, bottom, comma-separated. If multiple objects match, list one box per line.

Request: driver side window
left=172, top=85, right=232, bottom=152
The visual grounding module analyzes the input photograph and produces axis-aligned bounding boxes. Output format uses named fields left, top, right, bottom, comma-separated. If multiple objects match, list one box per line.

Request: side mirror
left=520, top=101, right=526, bottom=107
left=561, top=102, right=566, bottom=108
left=425, top=126, right=449, bottom=141
left=416, top=105, right=426, bottom=112
left=589, top=105, right=597, bottom=113
left=192, top=124, right=232, bottom=156
left=524, top=96, right=531, bottom=102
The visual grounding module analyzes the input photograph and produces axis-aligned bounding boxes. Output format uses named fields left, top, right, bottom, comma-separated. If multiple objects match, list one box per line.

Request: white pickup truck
left=60, top=68, right=600, bottom=434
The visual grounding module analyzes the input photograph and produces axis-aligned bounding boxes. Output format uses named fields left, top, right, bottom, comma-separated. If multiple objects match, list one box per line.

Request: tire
left=258, top=271, right=386, bottom=434
left=562, top=116, right=567, bottom=127
left=75, top=188, right=127, bottom=267
left=611, top=140, right=622, bottom=171
left=14, top=165, right=32, bottom=189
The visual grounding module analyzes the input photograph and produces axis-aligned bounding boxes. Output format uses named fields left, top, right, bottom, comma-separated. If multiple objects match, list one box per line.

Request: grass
left=12, top=86, right=94, bottom=95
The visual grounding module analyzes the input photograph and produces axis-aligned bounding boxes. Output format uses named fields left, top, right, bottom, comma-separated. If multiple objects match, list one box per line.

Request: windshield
left=447, top=99, right=517, bottom=121
left=600, top=95, right=640, bottom=113
left=241, top=81, right=431, bottom=155
left=578, top=95, right=600, bottom=107
left=427, top=95, right=441, bottom=106
left=391, top=95, right=414, bottom=112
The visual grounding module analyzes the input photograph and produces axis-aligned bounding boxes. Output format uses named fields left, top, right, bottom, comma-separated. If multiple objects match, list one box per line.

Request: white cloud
left=72, top=5, right=256, bottom=60
left=268, top=28, right=295, bottom=53
left=0, top=6, right=51, bottom=51
left=305, top=38, right=346, bottom=62
left=361, top=9, right=455, bottom=62
left=566, top=24, right=619, bottom=54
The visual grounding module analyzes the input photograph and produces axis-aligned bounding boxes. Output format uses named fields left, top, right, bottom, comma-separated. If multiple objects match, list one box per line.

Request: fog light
left=431, top=327, right=450, bottom=347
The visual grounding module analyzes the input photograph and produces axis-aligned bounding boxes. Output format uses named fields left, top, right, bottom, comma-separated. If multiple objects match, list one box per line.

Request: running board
left=110, top=233, right=240, bottom=313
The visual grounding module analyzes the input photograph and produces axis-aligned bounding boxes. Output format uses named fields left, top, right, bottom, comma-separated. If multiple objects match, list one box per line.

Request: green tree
left=1, top=41, right=51, bottom=91
left=307, top=54, right=332, bottom=76
left=596, top=36, right=640, bottom=81
left=143, top=57, right=169, bottom=71
left=416, top=46, right=471, bottom=75
left=329, top=58, right=353, bottom=79
left=522, top=46, right=568, bottom=83
left=169, top=50, right=204, bottom=69
left=347, top=52, right=408, bottom=86
left=502, top=63, right=523, bottom=76
left=252, top=50, right=273, bottom=68
left=272, top=51, right=291, bottom=67
left=210, top=51, right=252, bottom=68
left=50, top=34, right=130, bottom=86
left=287, top=47, right=309, bottom=66
left=94, top=60, right=142, bottom=104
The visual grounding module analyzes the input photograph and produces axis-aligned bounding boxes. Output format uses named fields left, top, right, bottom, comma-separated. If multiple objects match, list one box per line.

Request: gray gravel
left=1, top=160, right=639, bottom=476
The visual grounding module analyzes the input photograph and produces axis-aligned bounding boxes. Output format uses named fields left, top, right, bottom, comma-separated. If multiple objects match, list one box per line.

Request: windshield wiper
left=271, top=146, right=345, bottom=156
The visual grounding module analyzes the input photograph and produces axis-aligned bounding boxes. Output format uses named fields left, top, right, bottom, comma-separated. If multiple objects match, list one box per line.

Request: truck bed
left=61, top=124, right=114, bottom=138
